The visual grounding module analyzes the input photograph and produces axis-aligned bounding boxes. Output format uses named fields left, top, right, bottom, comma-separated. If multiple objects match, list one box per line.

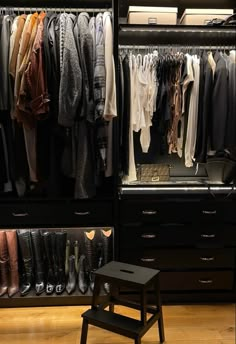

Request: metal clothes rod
left=119, top=45, right=236, bottom=50
left=0, top=7, right=112, bottom=12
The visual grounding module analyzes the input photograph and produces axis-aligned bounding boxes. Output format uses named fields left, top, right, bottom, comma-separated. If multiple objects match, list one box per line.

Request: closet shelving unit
left=117, top=1, right=236, bottom=302
left=0, top=0, right=118, bottom=307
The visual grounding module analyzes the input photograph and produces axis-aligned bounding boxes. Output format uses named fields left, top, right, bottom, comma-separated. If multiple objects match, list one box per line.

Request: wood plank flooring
left=0, top=304, right=235, bottom=344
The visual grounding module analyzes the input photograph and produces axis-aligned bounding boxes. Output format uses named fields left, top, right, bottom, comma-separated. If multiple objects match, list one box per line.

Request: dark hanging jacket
left=211, top=51, right=228, bottom=152
left=195, top=53, right=213, bottom=163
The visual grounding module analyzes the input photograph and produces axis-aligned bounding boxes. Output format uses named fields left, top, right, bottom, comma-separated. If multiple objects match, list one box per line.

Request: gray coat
left=58, top=13, right=82, bottom=127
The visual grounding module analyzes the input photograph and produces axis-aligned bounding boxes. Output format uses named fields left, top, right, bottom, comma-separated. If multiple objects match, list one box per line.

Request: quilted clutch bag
left=137, top=164, right=170, bottom=183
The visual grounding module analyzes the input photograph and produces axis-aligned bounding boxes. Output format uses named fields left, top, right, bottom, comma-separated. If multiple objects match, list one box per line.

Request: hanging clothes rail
left=0, top=7, right=112, bottom=12
left=119, top=44, right=236, bottom=50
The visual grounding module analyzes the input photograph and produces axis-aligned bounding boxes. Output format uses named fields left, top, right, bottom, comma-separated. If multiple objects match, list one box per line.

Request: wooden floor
left=0, top=304, right=235, bottom=344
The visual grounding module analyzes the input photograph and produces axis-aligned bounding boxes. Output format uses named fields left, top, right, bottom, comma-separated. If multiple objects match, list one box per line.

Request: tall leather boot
left=101, top=229, right=113, bottom=265
left=0, top=231, right=9, bottom=297
left=31, top=230, right=45, bottom=295
left=5, top=230, right=19, bottom=297
left=96, top=242, right=104, bottom=269
left=74, top=240, right=79, bottom=275
left=65, top=239, right=70, bottom=278
left=42, top=232, right=56, bottom=295
left=84, top=231, right=96, bottom=292
left=66, top=255, right=76, bottom=295
left=55, top=231, right=67, bottom=295
left=101, top=229, right=113, bottom=294
left=18, top=230, right=34, bottom=296
left=78, top=254, right=89, bottom=294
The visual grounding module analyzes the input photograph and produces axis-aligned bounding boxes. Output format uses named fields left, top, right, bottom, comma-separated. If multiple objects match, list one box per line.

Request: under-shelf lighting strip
left=120, top=186, right=236, bottom=194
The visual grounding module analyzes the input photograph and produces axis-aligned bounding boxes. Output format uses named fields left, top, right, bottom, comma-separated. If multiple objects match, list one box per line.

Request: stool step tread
left=95, top=261, right=159, bottom=286
left=82, top=309, right=144, bottom=337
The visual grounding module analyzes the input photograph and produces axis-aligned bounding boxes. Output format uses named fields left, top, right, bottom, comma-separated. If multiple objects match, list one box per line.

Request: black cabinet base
left=119, top=291, right=236, bottom=305
left=0, top=292, right=109, bottom=308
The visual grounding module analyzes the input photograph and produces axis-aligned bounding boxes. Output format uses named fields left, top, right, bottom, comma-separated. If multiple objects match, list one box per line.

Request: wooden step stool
left=80, top=261, right=165, bottom=344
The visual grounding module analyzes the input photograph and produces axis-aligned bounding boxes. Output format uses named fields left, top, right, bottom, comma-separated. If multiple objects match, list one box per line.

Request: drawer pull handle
left=12, top=212, right=29, bottom=217
left=141, top=258, right=156, bottom=262
left=201, top=234, right=216, bottom=238
left=202, top=210, right=217, bottom=215
left=141, top=234, right=156, bottom=239
left=200, top=257, right=215, bottom=261
left=142, top=210, right=157, bottom=215
left=74, top=211, right=90, bottom=216
left=160, top=223, right=184, bottom=227
left=198, top=279, right=213, bottom=284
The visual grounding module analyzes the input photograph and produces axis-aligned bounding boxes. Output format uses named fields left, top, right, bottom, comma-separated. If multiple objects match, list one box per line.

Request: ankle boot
left=65, top=239, right=70, bottom=278
left=31, top=231, right=45, bottom=295
left=0, top=231, right=9, bottom=296
left=78, top=254, right=89, bottom=294
left=74, top=240, right=79, bottom=275
left=55, top=231, right=67, bottom=295
left=66, top=255, right=76, bottom=294
left=42, top=232, right=56, bottom=295
left=18, top=230, right=34, bottom=296
left=5, top=230, right=19, bottom=297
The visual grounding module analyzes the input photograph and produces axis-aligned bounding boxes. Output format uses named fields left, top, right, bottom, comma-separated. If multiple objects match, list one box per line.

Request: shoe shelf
left=0, top=227, right=114, bottom=307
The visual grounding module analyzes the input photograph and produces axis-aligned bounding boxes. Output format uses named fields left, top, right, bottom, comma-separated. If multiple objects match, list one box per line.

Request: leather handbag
left=137, top=164, right=170, bottom=183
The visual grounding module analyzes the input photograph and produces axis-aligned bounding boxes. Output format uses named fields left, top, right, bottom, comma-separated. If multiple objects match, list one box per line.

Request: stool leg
left=80, top=319, right=89, bottom=344
left=135, top=337, right=141, bottom=344
left=154, top=276, right=165, bottom=343
left=158, top=313, right=165, bottom=343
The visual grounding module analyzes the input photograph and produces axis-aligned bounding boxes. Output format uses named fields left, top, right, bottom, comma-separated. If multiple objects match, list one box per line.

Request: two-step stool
left=80, top=261, right=165, bottom=344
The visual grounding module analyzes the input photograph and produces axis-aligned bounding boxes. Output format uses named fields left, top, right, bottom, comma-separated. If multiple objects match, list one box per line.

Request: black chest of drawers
left=118, top=192, right=236, bottom=302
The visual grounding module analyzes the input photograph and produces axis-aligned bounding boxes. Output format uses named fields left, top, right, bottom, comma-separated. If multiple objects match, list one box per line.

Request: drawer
left=120, top=248, right=235, bottom=270
left=120, top=199, right=236, bottom=225
left=120, top=200, right=195, bottom=224
left=196, top=200, right=236, bottom=223
left=120, top=223, right=236, bottom=248
left=120, top=223, right=195, bottom=247
left=160, top=271, right=234, bottom=290
left=56, top=201, right=113, bottom=225
left=0, top=203, right=59, bottom=226
left=0, top=201, right=113, bottom=226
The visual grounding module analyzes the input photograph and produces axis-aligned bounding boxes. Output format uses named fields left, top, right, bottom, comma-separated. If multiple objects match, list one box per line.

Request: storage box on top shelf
left=180, top=8, right=234, bottom=25
left=127, top=6, right=178, bottom=25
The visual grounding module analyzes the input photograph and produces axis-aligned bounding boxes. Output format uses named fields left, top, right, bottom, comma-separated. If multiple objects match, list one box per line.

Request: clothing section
left=119, top=48, right=236, bottom=183
left=0, top=10, right=117, bottom=198
left=0, top=227, right=113, bottom=297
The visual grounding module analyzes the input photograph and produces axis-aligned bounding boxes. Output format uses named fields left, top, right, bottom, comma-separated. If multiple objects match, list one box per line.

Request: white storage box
left=180, top=8, right=234, bottom=25
left=128, top=6, right=178, bottom=25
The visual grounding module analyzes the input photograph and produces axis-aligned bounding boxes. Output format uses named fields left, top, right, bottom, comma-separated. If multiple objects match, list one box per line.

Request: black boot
left=42, top=232, right=56, bottom=295
left=101, top=229, right=113, bottom=265
left=18, top=230, right=34, bottom=296
left=74, top=240, right=79, bottom=275
left=31, top=231, right=45, bottom=295
left=101, top=229, right=113, bottom=294
left=65, top=239, right=70, bottom=278
left=78, top=254, right=89, bottom=294
left=84, top=231, right=96, bottom=292
left=55, top=231, right=67, bottom=295
left=96, top=242, right=104, bottom=269
left=66, top=255, right=76, bottom=294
